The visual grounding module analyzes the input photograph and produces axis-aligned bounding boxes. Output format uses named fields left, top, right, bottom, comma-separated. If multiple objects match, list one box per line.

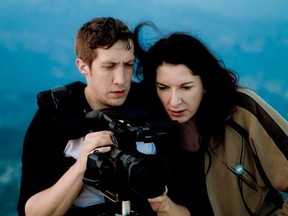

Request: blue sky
left=0, top=0, right=287, bottom=129
left=0, top=1, right=287, bottom=214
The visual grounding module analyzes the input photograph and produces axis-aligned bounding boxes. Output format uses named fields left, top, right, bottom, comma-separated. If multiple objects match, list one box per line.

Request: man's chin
left=108, top=98, right=127, bottom=107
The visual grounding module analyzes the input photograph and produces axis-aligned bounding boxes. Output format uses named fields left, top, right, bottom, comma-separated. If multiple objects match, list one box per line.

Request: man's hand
left=76, top=131, right=113, bottom=171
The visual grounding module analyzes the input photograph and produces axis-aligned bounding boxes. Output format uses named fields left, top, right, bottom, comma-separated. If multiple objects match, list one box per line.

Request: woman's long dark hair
left=134, top=22, right=239, bottom=149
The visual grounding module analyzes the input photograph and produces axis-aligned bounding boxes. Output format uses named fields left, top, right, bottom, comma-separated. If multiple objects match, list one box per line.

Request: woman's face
left=156, top=63, right=205, bottom=123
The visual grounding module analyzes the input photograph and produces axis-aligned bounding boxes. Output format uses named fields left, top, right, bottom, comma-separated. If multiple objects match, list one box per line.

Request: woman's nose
left=170, top=90, right=182, bottom=106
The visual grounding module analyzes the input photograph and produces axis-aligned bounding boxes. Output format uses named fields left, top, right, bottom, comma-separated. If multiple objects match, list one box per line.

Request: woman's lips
left=169, top=109, right=185, bottom=117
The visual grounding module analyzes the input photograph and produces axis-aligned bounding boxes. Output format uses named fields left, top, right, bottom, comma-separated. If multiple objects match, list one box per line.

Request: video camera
left=83, top=108, right=178, bottom=202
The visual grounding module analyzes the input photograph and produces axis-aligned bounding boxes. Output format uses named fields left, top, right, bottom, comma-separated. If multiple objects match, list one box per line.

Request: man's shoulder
left=33, top=81, right=90, bottom=139
left=37, top=81, right=87, bottom=114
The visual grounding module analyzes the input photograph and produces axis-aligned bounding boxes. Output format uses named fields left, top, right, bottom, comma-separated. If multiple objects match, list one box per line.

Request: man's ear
left=76, top=58, right=89, bottom=75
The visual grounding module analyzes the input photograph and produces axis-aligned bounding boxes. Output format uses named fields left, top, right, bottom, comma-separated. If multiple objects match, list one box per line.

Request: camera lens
left=128, top=155, right=169, bottom=198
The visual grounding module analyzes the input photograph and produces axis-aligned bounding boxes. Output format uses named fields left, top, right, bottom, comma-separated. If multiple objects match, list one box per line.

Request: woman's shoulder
left=236, top=87, right=264, bottom=104
left=233, top=87, right=287, bottom=134
left=234, top=87, right=282, bottom=118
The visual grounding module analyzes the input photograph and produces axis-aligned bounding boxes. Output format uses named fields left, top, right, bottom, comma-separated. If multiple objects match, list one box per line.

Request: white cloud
left=240, top=74, right=262, bottom=90
left=241, top=73, right=288, bottom=102
left=264, top=81, right=283, bottom=94
left=210, top=34, right=266, bottom=54
left=240, top=38, right=265, bottom=53
left=280, top=38, right=288, bottom=46
left=0, top=161, right=21, bottom=184
left=157, top=0, right=288, bottom=20
left=284, top=91, right=288, bottom=100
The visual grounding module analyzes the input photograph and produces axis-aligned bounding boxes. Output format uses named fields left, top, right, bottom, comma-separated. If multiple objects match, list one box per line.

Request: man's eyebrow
left=126, top=58, right=135, bottom=63
left=101, top=61, right=115, bottom=66
left=101, top=57, right=135, bottom=64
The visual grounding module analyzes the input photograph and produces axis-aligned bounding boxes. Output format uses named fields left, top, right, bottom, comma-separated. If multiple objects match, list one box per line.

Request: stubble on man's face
left=85, top=40, right=134, bottom=110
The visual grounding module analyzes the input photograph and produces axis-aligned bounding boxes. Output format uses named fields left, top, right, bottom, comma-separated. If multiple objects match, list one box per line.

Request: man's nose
left=113, top=67, right=125, bottom=85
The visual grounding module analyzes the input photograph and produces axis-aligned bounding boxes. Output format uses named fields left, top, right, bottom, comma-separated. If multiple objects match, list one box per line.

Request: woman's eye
left=157, top=86, right=168, bottom=91
left=182, top=86, right=192, bottom=90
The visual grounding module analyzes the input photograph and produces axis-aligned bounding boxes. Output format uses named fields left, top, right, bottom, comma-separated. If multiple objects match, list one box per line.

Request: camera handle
left=115, top=200, right=130, bottom=216
left=114, top=200, right=138, bottom=216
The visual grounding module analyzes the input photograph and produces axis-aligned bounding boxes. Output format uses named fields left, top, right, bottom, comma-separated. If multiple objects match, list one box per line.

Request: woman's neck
left=179, top=119, right=200, bottom=152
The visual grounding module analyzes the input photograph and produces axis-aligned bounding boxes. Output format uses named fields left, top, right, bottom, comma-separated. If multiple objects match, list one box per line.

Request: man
left=17, top=17, right=154, bottom=216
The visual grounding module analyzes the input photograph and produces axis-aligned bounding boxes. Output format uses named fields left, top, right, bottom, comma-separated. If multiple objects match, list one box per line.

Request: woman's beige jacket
left=205, top=88, right=288, bottom=216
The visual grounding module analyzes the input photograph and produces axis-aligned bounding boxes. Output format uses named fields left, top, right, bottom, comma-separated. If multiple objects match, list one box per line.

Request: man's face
left=83, top=40, right=134, bottom=110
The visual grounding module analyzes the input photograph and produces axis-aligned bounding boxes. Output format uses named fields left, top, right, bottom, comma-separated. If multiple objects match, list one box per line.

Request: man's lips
left=111, top=90, right=125, bottom=97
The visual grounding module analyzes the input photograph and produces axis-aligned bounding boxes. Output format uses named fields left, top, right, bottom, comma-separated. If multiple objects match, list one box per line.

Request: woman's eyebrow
left=156, top=81, right=194, bottom=85
left=181, top=81, right=193, bottom=85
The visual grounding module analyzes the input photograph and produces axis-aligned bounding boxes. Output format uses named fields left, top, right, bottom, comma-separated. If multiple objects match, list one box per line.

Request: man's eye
left=103, top=65, right=114, bottom=69
left=125, top=63, right=134, bottom=68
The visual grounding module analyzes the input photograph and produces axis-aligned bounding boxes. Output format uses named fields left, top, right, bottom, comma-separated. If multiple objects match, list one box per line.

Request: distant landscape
left=0, top=129, right=23, bottom=216
left=1, top=0, right=288, bottom=215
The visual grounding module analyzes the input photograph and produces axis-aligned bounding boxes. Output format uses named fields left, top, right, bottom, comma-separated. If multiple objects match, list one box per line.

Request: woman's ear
left=76, top=58, right=89, bottom=75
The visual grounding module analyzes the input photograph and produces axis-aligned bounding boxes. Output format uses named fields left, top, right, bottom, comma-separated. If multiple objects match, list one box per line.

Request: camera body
left=83, top=108, right=177, bottom=201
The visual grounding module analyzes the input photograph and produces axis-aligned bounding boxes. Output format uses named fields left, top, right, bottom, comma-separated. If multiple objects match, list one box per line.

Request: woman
left=134, top=23, right=288, bottom=216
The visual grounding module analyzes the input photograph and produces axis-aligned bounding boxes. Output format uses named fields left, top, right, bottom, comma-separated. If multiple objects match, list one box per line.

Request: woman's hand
left=148, top=187, right=191, bottom=216
left=148, top=186, right=169, bottom=212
